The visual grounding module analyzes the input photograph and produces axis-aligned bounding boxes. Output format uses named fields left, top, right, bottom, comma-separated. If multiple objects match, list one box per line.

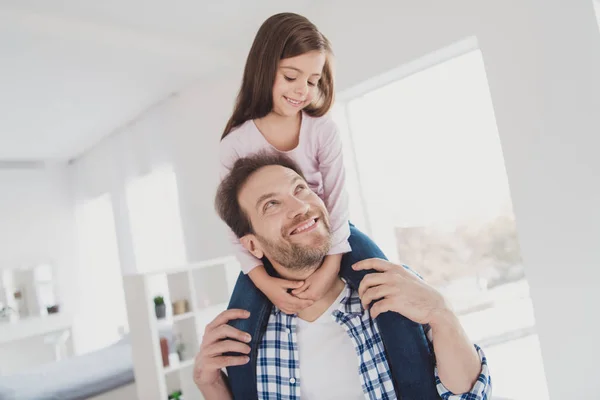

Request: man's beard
left=255, top=211, right=332, bottom=272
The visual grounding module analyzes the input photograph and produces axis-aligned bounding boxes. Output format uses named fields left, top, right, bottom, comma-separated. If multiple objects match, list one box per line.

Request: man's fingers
left=352, top=258, right=392, bottom=272
left=358, top=272, right=389, bottom=298
left=204, top=324, right=251, bottom=346
left=361, top=285, right=397, bottom=309
left=370, top=298, right=393, bottom=319
left=206, top=355, right=250, bottom=370
left=205, top=309, right=250, bottom=331
left=205, top=340, right=251, bottom=357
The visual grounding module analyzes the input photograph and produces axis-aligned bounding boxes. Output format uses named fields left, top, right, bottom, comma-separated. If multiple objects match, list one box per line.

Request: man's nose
left=287, top=196, right=310, bottom=219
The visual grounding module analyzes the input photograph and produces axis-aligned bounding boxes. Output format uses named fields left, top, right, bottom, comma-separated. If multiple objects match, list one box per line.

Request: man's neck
left=297, top=278, right=345, bottom=322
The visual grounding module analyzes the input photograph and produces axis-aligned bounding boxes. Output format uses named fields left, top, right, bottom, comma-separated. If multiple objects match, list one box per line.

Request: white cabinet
left=123, top=256, right=240, bottom=400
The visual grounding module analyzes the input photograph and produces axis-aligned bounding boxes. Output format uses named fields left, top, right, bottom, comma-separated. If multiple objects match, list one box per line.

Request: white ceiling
left=0, top=0, right=316, bottom=162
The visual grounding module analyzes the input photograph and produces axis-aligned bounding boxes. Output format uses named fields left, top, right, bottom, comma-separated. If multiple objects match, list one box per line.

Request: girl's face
left=272, top=50, right=326, bottom=118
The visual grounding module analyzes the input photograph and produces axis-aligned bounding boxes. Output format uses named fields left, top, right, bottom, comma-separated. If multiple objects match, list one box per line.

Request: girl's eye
left=308, top=81, right=317, bottom=87
left=284, top=76, right=296, bottom=82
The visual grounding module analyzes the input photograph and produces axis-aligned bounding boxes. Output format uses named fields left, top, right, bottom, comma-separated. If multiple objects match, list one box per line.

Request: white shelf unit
left=123, top=256, right=241, bottom=400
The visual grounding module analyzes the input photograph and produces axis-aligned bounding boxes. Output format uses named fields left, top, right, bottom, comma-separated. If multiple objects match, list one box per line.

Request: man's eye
left=295, top=185, right=307, bottom=193
left=264, top=201, right=278, bottom=211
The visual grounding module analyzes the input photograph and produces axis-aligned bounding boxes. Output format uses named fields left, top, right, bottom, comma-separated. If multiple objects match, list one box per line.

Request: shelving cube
left=123, top=256, right=240, bottom=400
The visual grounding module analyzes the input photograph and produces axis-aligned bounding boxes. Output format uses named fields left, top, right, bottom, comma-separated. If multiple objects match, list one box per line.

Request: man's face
left=238, top=165, right=332, bottom=278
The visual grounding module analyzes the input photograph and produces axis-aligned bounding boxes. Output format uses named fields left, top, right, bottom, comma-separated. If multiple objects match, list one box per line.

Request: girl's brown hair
left=221, top=12, right=334, bottom=140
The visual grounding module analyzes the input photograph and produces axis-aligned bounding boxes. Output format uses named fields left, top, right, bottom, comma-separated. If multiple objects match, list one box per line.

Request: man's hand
left=356, top=259, right=485, bottom=395
left=353, top=258, right=449, bottom=323
left=193, top=309, right=252, bottom=394
left=293, top=253, right=342, bottom=302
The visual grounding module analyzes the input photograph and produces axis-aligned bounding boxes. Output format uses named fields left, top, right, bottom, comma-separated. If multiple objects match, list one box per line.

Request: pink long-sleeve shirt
left=219, top=112, right=352, bottom=274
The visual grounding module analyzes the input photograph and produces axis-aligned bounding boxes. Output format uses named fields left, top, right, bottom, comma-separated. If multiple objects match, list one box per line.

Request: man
left=194, top=152, right=491, bottom=399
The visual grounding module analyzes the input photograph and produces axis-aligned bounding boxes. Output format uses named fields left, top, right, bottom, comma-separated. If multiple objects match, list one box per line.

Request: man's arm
left=354, top=259, right=490, bottom=397
left=197, top=370, right=233, bottom=400
left=427, top=311, right=487, bottom=394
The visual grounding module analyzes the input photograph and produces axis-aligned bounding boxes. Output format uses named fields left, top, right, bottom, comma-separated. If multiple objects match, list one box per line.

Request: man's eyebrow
left=255, top=192, right=276, bottom=211
left=254, top=176, right=305, bottom=210
left=280, top=66, right=322, bottom=77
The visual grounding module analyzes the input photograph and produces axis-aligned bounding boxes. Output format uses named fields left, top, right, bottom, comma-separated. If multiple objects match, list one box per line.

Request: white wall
left=478, top=2, right=600, bottom=396
left=0, top=167, right=77, bottom=312
left=0, top=167, right=78, bottom=372
left=69, top=72, right=241, bottom=272
left=69, top=1, right=600, bottom=397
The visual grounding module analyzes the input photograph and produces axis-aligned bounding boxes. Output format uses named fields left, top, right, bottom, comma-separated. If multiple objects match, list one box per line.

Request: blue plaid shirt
left=256, top=283, right=491, bottom=399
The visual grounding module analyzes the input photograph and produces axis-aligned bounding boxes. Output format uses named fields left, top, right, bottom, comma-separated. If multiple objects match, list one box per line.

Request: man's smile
left=289, top=217, right=319, bottom=236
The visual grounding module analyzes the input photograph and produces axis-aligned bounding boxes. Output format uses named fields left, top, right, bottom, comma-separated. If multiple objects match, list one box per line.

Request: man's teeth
left=292, top=219, right=316, bottom=234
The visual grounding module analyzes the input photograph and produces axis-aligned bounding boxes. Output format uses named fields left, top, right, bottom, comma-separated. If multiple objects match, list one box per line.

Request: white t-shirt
left=296, top=288, right=365, bottom=399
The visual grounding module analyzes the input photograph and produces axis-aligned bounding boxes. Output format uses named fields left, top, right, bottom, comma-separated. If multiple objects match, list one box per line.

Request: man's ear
left=240, top=235, right=264, bottom=260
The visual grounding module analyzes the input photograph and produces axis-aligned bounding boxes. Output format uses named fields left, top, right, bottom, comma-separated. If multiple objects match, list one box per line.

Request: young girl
left=219, top=12, right=385, bottom=314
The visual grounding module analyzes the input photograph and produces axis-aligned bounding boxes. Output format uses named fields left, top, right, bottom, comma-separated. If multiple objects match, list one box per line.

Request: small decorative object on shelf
left=160, top=337, right=169, bottom=367
left=13, top=289, right=26, bottom=317
left=168, top=390, right=184, bottom=400
left=0, top=305, right=15, bottom=321
left=172, top=299, right=188, bottom=315
left=46, top=304, right=60, bottom=314
left=154, top=295, right=166, bottom=319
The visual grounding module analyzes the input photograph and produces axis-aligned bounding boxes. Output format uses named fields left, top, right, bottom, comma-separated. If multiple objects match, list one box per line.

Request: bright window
left=74, top=193, right=126, bottom=354
left=126, top=165, right=187, bottom=272
left=334, top=47, right=549, bottom=399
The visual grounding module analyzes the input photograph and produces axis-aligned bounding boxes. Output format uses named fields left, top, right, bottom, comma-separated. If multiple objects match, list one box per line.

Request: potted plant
left=153, top=296, right=166, bottom=319
left=168, top=390, right=183, bottom=400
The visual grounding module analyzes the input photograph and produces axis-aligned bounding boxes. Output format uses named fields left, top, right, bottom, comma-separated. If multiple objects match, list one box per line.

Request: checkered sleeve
left=435, top=344, right=491, bottom=399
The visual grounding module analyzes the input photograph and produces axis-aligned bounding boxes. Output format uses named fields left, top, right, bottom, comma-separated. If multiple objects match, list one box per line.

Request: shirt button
left=285, top=328, right=291, bottom=334
left=289, top=378, right=296, bottom=384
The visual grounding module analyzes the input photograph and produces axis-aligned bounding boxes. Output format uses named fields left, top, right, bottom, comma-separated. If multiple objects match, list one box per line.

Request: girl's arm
left=316, top=118, right=352, bottom=255
left=292, top=118, right=352, bottom=301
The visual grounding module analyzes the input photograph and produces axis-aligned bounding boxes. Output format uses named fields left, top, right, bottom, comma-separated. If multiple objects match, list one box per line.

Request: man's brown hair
left=215, top=151, right=306, bottom=238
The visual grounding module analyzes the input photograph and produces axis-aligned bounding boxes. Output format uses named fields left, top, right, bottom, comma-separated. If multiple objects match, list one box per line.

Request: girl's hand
left=292, top=254, right=342, bottom=302
left=261, top=275, right=314, bottom=314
